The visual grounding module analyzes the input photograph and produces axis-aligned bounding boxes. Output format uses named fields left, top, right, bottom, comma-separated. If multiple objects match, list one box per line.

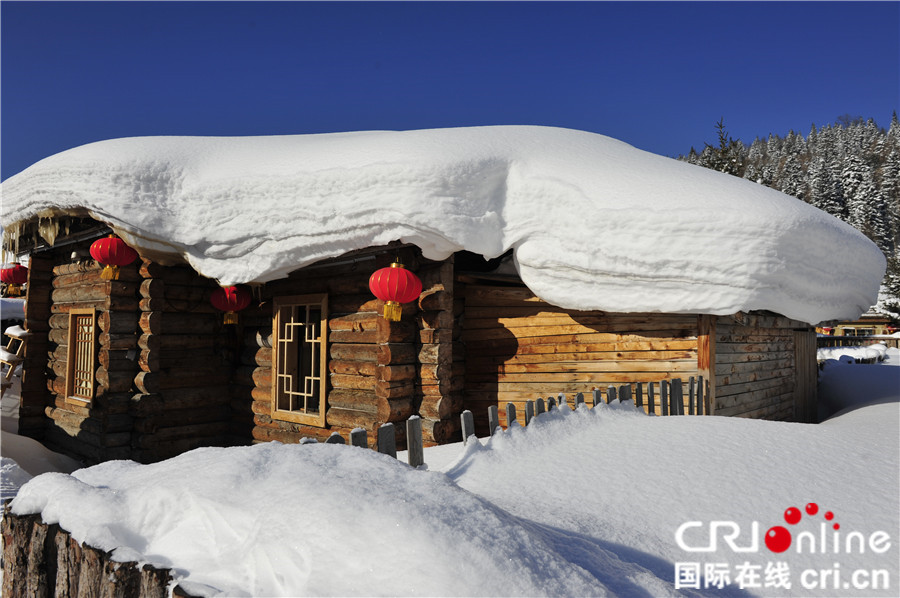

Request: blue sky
left=2, top=1, right=898, bottom=180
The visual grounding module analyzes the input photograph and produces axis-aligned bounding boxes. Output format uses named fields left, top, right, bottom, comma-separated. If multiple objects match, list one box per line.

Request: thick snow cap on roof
left=1, top=126, right=885, bottom=324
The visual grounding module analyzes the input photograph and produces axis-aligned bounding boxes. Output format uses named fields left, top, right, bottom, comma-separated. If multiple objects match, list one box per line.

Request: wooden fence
left=323, top=376, right=709, bottom=468
left=817, top=335, right=899, bottom=349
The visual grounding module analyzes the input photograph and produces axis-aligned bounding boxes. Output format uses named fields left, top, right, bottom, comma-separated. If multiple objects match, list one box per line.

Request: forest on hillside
left=680, top=114, right=900, bottom=315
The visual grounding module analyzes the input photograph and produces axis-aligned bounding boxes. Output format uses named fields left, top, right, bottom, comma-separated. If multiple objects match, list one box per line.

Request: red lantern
left=368, top=261, right=422, bottom=321
left=1, top=264, right=28, bottom=297
left=90, top=235, right=139, bottom=280
left=210, top=285, right=252, bottom=325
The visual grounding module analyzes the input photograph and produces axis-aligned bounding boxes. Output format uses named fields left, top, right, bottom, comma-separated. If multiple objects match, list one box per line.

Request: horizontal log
left=329, top=360, right=378, bottom=377
left=376, top=317, right=417, bottom=343
left=52, top=261, right=102, bottom=276
left=134, top=369, right=231, bottom=394
left=47, top=328, right=69, bottom=345
left=376, top=343, right=416, bottom=365
left=139, top=261, right=216, bottom=286
left=325, top=406, right=379, bottom=430
left=419, top=328, right=452, bottom=344
left=378, top=364, right=416, bottom=382
left=327, top=388, right=378, bottom=411
left=137, top=333, right=219, bottom=350
left=51, top=281, right=140, bottom=303
left=328, top=293, right=381, bottom=314
left=132, top=423, right=230, bottom=447
left=53, top=268, right=141, bottom=288
left=329, top=373, right=375, bottom=391
left=328, top=329, right=377, bottom=344
left=98, top=311, right=140, bottom=334
left=250, top=386, right=272, bottom=403
left=328, top=312, right=379, bottom=332
left=132, top=406, right=231, bottom=434
left=419, top=394, right=462, bottom=420
left=96, top=366, right=135, bottom=393
left=374, top=379, right=415, bottom=400
left=49, top=314, right=70, bottom=330
left=418, top=363, right=450, bottom=381
left=376, top=395, right=415, bottom=422
left=98, top=349, right=137, bottom=371
left=417, top=343, right=452, bottom=365
left=50, top=296, right=141, bottom=313
left=99, top=332, right=138, bottom=350
left=139, top=312, right=220, bottom=335
left=329, top=343, right=378, bottom=363
left=129, top=387, right=232, bottom=415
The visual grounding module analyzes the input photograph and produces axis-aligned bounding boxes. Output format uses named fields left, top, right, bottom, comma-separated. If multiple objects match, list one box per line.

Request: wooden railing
left=817, top=335, right=899, bottom=349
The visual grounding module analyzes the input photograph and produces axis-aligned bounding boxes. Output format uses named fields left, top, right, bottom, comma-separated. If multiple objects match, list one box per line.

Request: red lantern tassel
left=100, top=264, right=120, bottom=280
left=383, top=301, right=402, bottom=322
left=223, top=311, right=239, bottom=325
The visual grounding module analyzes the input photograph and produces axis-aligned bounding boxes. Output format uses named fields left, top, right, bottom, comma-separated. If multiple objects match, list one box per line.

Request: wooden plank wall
left=714, top=312, right=811, bottom=420
left=458, top=284, right=700, bottom=435
left=131, top=260, right=235, bottom=462
left=42, top=253, right=141, bottom=464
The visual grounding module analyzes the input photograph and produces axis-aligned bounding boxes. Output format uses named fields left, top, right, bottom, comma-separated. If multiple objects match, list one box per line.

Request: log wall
left=713, top=312, right=815, bottom=420
left=458, top=284, right=701, bottom=435
left=248, top=247, right=459, bottom=448
left=41, top=251, right=141, bottom=464
left=131, top=260, right=237, bottom=463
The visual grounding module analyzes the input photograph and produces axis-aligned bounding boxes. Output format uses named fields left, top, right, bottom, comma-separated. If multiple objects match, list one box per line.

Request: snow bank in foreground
left=1, top=126, right=884, bottom=324
left=11, top=397, right=899, bottom=597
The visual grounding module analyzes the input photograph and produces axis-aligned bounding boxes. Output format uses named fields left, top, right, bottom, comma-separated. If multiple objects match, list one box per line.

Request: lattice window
left=272, top=294, right=327, bottom=426
left=66, top=308, right=96, bottom=403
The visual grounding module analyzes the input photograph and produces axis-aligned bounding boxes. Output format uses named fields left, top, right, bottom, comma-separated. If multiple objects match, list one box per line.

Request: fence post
left=575, top=392, right=585, bottom=409
left=488, top=405, right=500, bottom=435
left=377, top=423, right=396, bottom=458
left=525, top=400, right=535, bottom=425
left=547, top=396, right=557, bottom=410
left=661, top=380, right=669, bottom=416
left=672, top=378, right=684, bottom=415
left=592, top=388, right=602, bottom=408
left=607, top=385, right=617, bottom=403
left=697, top=375, right=705, bottom=415
left=688, top=377, right=696, bottom=415
left=350, top=428, right=368, bottom=448
left=558, top=393, right=568, bottom=409
left=635, top=382, right=643, bottom=409
left=536, top=398, right=546, bottom=416
left=461, top=410, right=475, bottom=443
left=647, top=382, right=655, bottom=414
left=407, top=416, right=424, bottom=468
left=325, top=432, right=346, bottom=444
left=300, top=437, right=318, bottom=445
left=619, top=384, right=631, bottom=403
left=506, top=403, right=517, bottom=427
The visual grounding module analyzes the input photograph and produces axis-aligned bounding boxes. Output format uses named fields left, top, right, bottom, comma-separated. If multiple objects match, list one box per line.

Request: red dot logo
left=784, top=507, right=802, bottom=525
left=805, top=503, right=818, bottom=515
left=825, top=511, right=834, bottom=521
left=765, top=526, right=792, bottom=553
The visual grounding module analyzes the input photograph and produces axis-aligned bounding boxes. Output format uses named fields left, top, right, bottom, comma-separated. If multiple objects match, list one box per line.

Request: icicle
left=38, top=216, right=60, bottom=246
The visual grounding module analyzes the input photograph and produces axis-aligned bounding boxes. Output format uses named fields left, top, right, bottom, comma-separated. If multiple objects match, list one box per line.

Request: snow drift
left=1, top=126, right=884, bottom=324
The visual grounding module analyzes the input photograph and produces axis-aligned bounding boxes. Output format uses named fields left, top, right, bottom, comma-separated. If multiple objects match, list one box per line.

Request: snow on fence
left=317, top=376, right=708, bottom=469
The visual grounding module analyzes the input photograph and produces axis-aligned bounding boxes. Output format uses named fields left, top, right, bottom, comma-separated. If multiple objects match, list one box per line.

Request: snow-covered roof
left=1, top=125, right=885, bottom=324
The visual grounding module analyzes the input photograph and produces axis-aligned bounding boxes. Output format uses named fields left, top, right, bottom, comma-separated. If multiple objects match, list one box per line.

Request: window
left=272, top=294, right=328, bottom=426
left=65, top=308, right=96, bottom=403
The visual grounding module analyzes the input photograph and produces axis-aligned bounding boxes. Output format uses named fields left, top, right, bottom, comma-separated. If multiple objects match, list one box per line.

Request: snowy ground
left=2, top=349, right=898, bottom=597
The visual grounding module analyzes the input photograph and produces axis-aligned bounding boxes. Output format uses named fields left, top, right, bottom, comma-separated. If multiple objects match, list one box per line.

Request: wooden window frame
left=65, top=307, right=97, bottom=405
left=272, top=294, right=328, bottom=427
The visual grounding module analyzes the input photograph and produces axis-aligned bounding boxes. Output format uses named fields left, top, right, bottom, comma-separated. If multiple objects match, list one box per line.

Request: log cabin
left=1, top=126, right=885, bottom=464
